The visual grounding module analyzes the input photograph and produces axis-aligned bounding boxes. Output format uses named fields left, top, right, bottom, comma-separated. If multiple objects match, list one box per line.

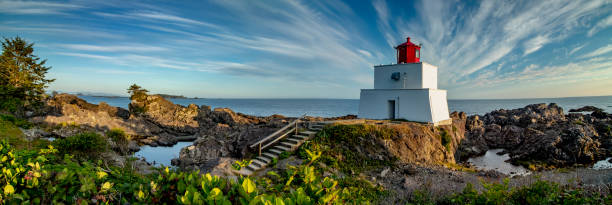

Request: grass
left=0, top=114, right=49, bottom=150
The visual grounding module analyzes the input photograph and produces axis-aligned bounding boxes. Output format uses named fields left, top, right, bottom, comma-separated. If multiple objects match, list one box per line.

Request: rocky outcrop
left=380, top=111, right=467, bottom=165
left=458, top=103, right=612, bottom=167
left=31, top=94, right=164, bottom=138
left=31, top=94, right=296, bottom=152
left=569, top=106, right=603, bottom=113
left=129, top=95, right=201, bottom=134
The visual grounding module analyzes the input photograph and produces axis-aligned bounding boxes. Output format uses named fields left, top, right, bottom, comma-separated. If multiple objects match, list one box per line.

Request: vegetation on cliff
left=297, top=124, right=398, bottom=174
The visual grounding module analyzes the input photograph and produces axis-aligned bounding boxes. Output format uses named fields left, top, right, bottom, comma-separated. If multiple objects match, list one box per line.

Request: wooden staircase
left=234, top=120, right=328, bottom=176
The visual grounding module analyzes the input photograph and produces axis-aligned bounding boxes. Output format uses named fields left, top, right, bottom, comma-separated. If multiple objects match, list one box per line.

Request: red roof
left=395, top=37, right=419, bottom=48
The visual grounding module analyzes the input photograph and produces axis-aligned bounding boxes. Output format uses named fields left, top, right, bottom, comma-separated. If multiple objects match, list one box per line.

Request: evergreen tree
left=127, top=84, right=148, bottom=100
left=0, top=37, right=54, bottom=111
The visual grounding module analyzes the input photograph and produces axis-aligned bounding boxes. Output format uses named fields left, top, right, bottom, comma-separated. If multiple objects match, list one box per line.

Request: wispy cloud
left=523, top=35, right=550, bottom=55
left=373, top=0, right=608, bottom=88
left=0, top=0, right=83, bottom=15
left=0, top=25, right=124, bottom=39
left=569, top=44, right=586, bottom=55
left=580, top=44, right=612, bottom=59
left=588, top=15, right=612, bottom=37
left=57, top=44, right=168, bottom=52
left=93, top=10, right=219, bottom=29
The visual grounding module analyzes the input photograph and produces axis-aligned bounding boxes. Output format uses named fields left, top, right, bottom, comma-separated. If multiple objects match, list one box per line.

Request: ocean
left=79, top=95, right=612, bottom=117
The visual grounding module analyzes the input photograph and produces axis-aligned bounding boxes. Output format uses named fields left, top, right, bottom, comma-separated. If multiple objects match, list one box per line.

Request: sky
left=1, top=0, right=611, bottom=99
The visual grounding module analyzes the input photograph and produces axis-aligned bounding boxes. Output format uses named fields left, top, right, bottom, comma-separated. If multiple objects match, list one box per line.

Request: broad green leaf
left=242, top=178, right=256, bottom=194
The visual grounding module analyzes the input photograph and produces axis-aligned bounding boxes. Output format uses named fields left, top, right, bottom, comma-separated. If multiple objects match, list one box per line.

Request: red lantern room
left=395, top=37, right=421, bottom=64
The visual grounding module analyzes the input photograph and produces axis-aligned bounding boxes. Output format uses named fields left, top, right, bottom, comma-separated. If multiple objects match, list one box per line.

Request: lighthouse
left=358, top=37, right=451, bottom=125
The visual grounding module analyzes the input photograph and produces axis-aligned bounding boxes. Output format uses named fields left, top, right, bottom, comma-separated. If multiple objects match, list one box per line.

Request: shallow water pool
left=134, top=141, right=193, bottom=167
left=592, top=157, right=612, bottom=170
left=467, top=149, right=530, bottom=176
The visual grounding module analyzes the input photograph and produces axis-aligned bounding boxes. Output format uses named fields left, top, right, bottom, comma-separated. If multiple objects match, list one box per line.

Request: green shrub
left=1, top=140, right=376, bottom=204
left=53, top=132, right=107, bottom=160
left=439, top=128, right=452, bottom=151
left=0, top=113, right=33, bottom=129
left=278, top=151, right=291, bottom=160
left=106, top=128, right=129, bottom=154
left=298, top=124, right=397, bottom=174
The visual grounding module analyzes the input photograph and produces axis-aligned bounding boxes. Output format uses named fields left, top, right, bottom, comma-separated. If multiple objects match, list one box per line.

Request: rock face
left=32, top=94, right=164, bottom=137
left=381, top=112, right=467, bottom=165
left=129, top=95, right=201, bottom=134
left=458, top=103, right=612, bottom=167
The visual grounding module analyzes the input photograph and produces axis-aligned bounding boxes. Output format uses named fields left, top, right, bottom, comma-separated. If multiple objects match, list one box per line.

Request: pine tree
left=127, top=84, right=148, bottom=100
left=0, top=37, right=54, bottom=111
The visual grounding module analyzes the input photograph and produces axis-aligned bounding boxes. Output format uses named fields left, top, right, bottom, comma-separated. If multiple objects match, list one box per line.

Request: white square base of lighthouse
left=358, top=89, right=450, bottom=123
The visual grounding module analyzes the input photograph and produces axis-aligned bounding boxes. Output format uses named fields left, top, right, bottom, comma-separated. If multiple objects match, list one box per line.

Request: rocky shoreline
left=458, top=103, right=612, bottom=169
left=12, top=93, right=612, bottom=202
left=18, top=94, right=612, bottom=174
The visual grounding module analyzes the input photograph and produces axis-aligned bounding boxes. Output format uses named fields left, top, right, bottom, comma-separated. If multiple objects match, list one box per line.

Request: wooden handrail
left=249, top=114, right=307, bottom=153
left=261, top=127, right=295, bottom=150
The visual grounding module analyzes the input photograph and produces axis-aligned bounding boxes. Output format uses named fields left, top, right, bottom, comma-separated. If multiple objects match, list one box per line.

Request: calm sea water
left=79, top=95, right=612, bottom=117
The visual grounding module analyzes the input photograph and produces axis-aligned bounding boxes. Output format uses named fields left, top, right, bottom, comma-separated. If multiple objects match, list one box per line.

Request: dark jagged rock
left=569, top=106, right=604, bottom=113
left=458, top=103, right=612, bottom=168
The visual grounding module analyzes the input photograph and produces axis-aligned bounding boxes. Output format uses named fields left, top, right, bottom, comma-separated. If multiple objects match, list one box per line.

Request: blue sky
left=1, top=0, right=611, bottom=99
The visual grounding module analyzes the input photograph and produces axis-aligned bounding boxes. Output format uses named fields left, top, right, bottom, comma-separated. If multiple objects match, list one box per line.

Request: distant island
left=72, top=92, right=199, bottom=99
left=157, top=94, right=191, bottom=99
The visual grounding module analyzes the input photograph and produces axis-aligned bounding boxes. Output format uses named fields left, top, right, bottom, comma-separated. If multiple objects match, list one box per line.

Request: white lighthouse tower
left=359, top=37, right=451, bottom=125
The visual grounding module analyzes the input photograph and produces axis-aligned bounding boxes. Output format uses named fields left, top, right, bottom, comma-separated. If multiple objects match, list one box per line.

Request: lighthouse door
left=388, top=100, right=395, bottom=119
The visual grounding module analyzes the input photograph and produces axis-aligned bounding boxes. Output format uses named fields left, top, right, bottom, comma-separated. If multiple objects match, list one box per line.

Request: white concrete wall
left=428, top=90, right=450, bottom=122
left=421, top=63, right=437, bottom=89
left=358, top=89, right=450, bottom=123
left=373, top=62, right=437, bottom=89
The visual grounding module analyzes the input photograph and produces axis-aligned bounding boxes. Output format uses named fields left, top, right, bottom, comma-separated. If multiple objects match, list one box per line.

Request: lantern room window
left=415, top=49, right=420, bottom=58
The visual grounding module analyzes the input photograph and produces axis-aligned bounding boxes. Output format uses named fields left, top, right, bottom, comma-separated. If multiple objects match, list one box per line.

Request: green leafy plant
left=106, top=128, right=130, bottom=154
left=53, top=132, right=108, bottom=160
left=439, top=128, right=452, bottom=151
left=232, top=159, right=252, bottom=170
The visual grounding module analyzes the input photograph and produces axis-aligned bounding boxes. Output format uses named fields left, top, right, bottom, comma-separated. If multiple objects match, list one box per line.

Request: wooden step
left=269, top=148, right=283, bottom=155
left=246, top=163, right=260, bottom=171
left=275, top=145, right=291, bottom=151
left=256, top=156, right=272, bottom=163
left=288, top=136, right=305, bottom=141
left=293, top=134, right=309, bottom=139
left=280, top=141, right=296, bottom=148
left=251, top=158, right=266, bottom=167
left=259, top=152, right=275, bottom=161
left=300, top=130, right=317, bottom=136
left=262, top=152, right=278, bottom=159
left=285, top=138, right=301, bottom=144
